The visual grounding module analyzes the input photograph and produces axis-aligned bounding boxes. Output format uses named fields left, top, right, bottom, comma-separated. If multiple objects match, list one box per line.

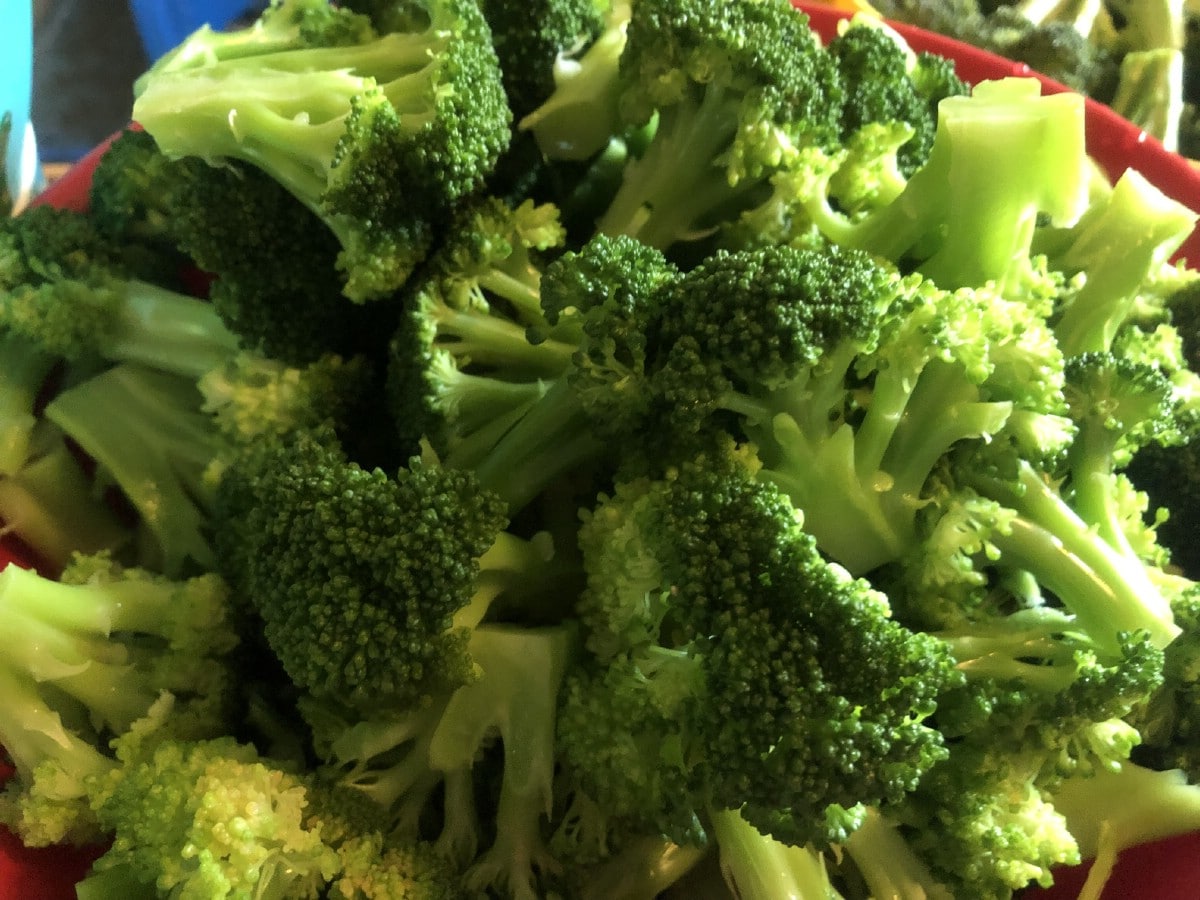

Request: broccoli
left=517, top=0, right=631, bottom=163
left=1049, top=761, right=1200, bottom=900
left=1049, top=169, right=1198, bottom=357
left=1128, top=583, right=1200, bottom=780
left=479, top=0, right=610, bottom=122
left=43, top=364, right=225, bottom=576
left=0, top=204, right=239, bottom=380
left=798, top=77, right=1091, bottom=295
left=909, top=353, right=1183, bottom=659
left=0, top=556, right=238, bottom=848
left=211, top=426, right=576, bottom=708
left=649, top=242, right=1049, bottom=575
left=0, top=413, right=130, bottom=573
left=583, top=0, right=843, bottom=252
left=132, top=0, right=512, bottom=302
left=826, top=17, right=968, bottom=178
left=75, top=724, right=460, bottom=900
left=86, top=128, right=189, bottom=286
left=555, top=444, right=958, bottom=852
left=387, top=208, right=678, bottom=512
left=157, top=151, right=391, bottom=366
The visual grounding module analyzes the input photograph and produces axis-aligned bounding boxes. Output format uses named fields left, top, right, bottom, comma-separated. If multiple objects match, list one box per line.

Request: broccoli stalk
left=1050, top=762, right=1200, bottom=900
left=710, top=808, right=846, bottom=900
left=1050, top=170, right=1198, bottom=357
left=0, top=419, right=131, bottom=573
left=45, top=364, right=225, bottom=576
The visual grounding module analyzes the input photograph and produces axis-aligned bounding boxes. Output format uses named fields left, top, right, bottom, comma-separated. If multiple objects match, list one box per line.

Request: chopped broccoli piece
left=132, top=0, right=512, bottom=302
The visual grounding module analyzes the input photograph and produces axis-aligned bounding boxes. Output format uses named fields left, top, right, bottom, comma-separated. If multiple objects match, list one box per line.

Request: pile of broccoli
left=1, top=0, right=1200, bottom=897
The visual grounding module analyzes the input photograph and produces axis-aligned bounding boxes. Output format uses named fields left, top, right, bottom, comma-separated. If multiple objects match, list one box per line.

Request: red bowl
left=5, top=5, right=1200, bottom=898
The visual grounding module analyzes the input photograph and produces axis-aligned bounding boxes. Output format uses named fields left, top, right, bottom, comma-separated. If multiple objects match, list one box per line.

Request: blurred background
left=32, top=0, right=267, bottom=165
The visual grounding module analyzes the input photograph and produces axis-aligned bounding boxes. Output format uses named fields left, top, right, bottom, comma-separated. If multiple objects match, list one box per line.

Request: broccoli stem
left=596, top=89, right=750, bottom=249
left=467, top=377, right=605, bottom=513
left=973, top=461, right=1180, bottom=650
left=841, top=807, right=952, bottom=900
left=1050, top=762, right=1200, bottom=900
left=110, top=281, right=240, bottom=380
left=0, top=664, right=115, bottom=781
left=936, top=607, right=1088, bottom=691
left=576, top=836, right=708, bottom=900
left=0, top=336, right=58, bottom=477
left=709, top=807, right=844, bottom=900
left=1051, top=170, right=1197, bottom=356
left=435, top=304, right=576, bottom=377
left=0, top=421, right=130, bottom=572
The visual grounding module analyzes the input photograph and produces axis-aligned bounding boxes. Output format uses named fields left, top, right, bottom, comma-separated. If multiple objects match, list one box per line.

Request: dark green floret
left=556, top=445, right=958, bottom=851
left=588, top=0, right=844, bottom=251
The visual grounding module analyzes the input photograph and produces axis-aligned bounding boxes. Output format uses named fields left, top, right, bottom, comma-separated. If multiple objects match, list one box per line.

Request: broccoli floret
left=827, top=17, right=968, bottom=177
left=0, top=205, right=240, bottom=380
left=70, top=719, right=461, bottom=899
left=917, top=354, right=1183, bottom=658
left=86, top=128, right=188, bottom=285
left=132, top=0, right=512, bottom=302
left=388, top=211, right=677, bottom=512
left=78, top=735, right=338, bottom=899
left=585, top=0, right=843, bottom=252
left=556, top=446, right=957, bottom=851
left=162, top=153, right=390, bottom=365
left=479, top=0, right=609, bottom=121
left=0, top=556, right=238, bottom=848
left=710, top=807, right=848, bottom=900
left=651, top=243, right=1044, bottom=575
left=211, top=426, right=576, bottom=709
left=1128, top=583, right=1200, bottom=780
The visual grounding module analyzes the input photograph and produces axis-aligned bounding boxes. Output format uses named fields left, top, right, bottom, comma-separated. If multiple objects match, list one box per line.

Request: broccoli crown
left=619, top=0, right=841, bottom=148
left=132, top=0, right=512, bottom=302
left=86, top=128, right=187, bottom=283
left=827, top=21, right=967, bottom=176
left=590, top=0, right=844, bottom=250
left=538, top=232, right=680, bottom=437
left=212, top=428, right=514, bottom=707
left=559, top=446, right=957, bottom=848
left=162, top=154, right=382, bottom=366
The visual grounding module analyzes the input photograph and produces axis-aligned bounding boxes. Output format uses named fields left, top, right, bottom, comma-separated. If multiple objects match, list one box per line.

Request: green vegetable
left=0, top=2, right=1198, bottom=898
